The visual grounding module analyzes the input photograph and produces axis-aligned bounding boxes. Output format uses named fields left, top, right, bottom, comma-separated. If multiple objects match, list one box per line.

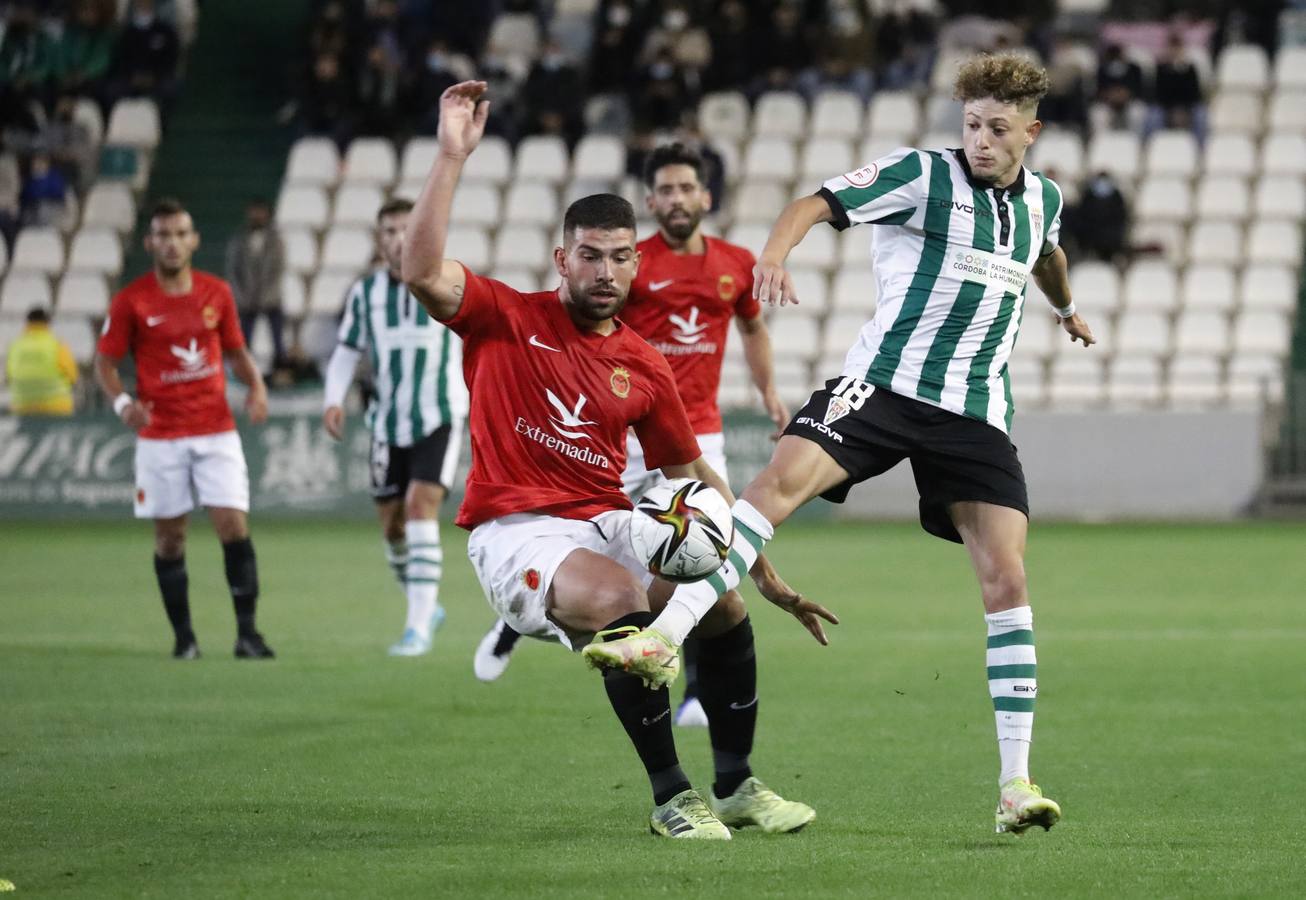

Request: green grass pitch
left=3, top=518, right=1305, bottom=898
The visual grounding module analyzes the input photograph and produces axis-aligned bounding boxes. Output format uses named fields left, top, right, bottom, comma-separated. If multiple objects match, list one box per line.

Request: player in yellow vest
left=5, top=308, right=79, bottom=416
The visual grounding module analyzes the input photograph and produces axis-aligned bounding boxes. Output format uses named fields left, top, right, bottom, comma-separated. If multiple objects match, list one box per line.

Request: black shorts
left=369, top=424, right=457, bottom=501
left=784, top=378, right=1028, bottom=543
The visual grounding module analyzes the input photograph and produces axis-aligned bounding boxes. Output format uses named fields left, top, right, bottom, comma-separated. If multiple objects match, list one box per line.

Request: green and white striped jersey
left=819, top=147, right=1063, bottom=434
left=337, top=268, right=468, bottom=447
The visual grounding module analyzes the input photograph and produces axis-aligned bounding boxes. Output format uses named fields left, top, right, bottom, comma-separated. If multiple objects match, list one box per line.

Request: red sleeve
left=444, top=265, right=508, bottom=336
left=733, top=247, right=761, bottom=320
left=217, top=283, right=245, bottom=351
left=97, top=289, right=135, bottom=358
left=633, top=357, right=702, bottom=470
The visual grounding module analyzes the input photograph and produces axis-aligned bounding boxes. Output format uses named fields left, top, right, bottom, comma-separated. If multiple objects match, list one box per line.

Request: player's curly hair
left=643, top=142, right=704, bottom=188
left=953, top=52, right=1050, bottom=112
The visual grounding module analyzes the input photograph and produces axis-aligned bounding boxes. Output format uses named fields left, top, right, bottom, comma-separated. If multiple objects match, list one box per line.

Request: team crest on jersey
left=610, top=366, right=631, bottom=398
left=824, top=396, right=852, bottom=426
left=1031, top=209, right=1044, bottom=238
left=201, top=305, right=219, bottom=329
left=522, top=568, right=541, bottom=591
left=717, top=273, right=735, bottom=301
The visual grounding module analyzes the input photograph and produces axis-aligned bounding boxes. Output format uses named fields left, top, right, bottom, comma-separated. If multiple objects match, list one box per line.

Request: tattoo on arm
left=452, top=284, right=464, bottom=298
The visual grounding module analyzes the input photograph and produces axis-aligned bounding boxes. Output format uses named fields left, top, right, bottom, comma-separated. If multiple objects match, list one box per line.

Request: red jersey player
left=94, top=198, right=274, bottom=660
left=403, top=82, right=835, bottom=839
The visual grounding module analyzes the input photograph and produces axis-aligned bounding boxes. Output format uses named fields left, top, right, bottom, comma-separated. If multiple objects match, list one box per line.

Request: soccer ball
left=628, top=478, right=734, bottom=583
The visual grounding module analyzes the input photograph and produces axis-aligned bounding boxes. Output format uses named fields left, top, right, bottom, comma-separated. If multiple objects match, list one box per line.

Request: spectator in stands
left=226, top=199, right=287, bottom=367
left=875, top=9, right=937, bottom=90
left=749, top=2, right=812, bottom=97
left=588, top=1, right=639, bottom=94
left=1040, top=36, right=1089, bottom=133
left=519, top=40, right=585, bottom=144
left=110, top=0, right=180, bottom=110
left=0, top=1, right=56, bottom=124
left=356, top=38, right=404, bottom=136
left=702, top=0, right=755, bottom=92
left=5, top=307, right=79, bottom=417
left=300, top=51, right=357, bottom=148
left=19, top=152, right=68, bottom=228
left=631, top=47, right=693, bottom=130
left=639, top=2, right=711, bottom=84
left=308, top=0, right=352, bottom=61
left=407, top=38, right=474, bottom=134
left=0, top=147, right=19, bottom=251
left=1070, top=171, right=1128, bottom=263
left=53, top=0, right=117, bottom=104
left=1093, top=43, right=1146, bottom=133
left=1151, top=34, right=1206, bottom=138
left=798, top=3, right=874, bottom=102
left=33, top=93, right=98, bottom=190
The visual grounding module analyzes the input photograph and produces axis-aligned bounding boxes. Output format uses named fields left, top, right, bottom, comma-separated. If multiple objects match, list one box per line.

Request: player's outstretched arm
left=1032, top=246, right=1095, bottom=347
left=226, top=347, right=268, bottom=424
left=321, top=343, right=361, bottom=441
left=402, top=80, right=489, bottom=322
left=736, top=314, right=788, bottom=438
left=94, top=351, right=150, bottom=431
left=754, top=195, right=834, bottom=306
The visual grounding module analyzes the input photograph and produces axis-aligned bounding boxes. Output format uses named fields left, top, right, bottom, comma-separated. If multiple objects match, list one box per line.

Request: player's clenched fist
left=752, top=259, right=800, bottom=307
left=118, top=399, right=151, bottom=431
left=437, top=81, right=490, bottom=160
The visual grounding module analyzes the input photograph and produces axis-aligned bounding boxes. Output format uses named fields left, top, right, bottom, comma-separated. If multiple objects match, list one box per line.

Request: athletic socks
left=153, top=554, right=192, bottom=641
left=404, top=520, right=442, bottom=639
left=384, top=537, right=408, bottom=588
left=985, top=605, right=1037, bottom=786
left=222, top=538, right=260, bottom=637
left=696, top=616, right=757, bottom=799
left=600, top=611, right=689, bottom=805
left=680, top=636, right=700, bottom=701
left=651, top=499, right=775, bottom=646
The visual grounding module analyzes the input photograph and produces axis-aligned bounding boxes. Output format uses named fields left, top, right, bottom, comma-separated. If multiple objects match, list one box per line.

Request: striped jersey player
left=322, top=198, right=468, bottom=658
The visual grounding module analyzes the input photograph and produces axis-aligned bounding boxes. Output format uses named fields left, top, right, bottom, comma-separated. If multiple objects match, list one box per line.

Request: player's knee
left=154, top=531, right=185, bottom=559
left=696, top=589, right=746, bottom=637
left=980, top=559, right=1027, bottom=609
left=404, top=485, right=443, bottom=521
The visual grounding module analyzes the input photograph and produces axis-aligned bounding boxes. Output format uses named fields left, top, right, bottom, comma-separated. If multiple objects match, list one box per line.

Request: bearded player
left=95, top=198, right=275, bottom=660
left=404, top=81, right=835, bottom=838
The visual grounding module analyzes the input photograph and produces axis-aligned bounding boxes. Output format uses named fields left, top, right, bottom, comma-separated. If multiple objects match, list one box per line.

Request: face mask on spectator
left=607, top=5, right=631, bottom=27
left=426, top=52, right=446, bottom=71
left=663, top=9, right=689, bottom=31
left=132, top=12, right=155, bottom=28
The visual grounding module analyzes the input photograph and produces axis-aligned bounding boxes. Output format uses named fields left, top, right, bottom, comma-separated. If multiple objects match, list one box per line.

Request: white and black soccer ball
left=629, top=478, right=734, bottom=583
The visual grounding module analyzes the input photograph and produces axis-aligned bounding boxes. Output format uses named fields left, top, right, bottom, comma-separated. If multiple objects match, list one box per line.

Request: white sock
left=986, top=605, right=1036, bottom=786
left=384, top=538, right=408, bottom=589
left=405, top=519, right=442, bottom=639
left=651, top=499, right=774, bottom=646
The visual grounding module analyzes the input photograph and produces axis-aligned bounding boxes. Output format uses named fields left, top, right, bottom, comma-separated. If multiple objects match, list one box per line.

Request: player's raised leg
left=391, top=479, right=448, bottom=656
left=551, top=548, right=729, bottom=840
left=473, top=619, right=522, bottom=681
left=152, top=514, right=197, bottom=658
left=950, top=501, right=1060, bottom=834
left=209, top=506, right=273, bottom=659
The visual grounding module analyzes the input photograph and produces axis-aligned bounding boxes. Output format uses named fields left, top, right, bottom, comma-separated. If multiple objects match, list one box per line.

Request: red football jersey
left=621, top=232, right=760, bottom=433
left=97, top=271, right=244, bottom=439
left=446, top=268, right=701, bottom=530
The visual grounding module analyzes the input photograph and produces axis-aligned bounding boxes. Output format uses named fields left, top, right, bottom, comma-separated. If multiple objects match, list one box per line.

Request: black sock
left=681, top=636, right=700, bottom=702
left=154, top=554, right=192, bottom=641
left=222, top=538, right=260, bottom=637
left=697, top=616, right=757, bottom=799
left=494, top=622, right=523, bottom=656
left=600, top=611, right=689, bottom=805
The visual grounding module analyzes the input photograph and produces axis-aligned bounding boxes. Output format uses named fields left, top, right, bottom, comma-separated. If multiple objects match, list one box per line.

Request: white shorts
left=466, top=509, right=650, bottom=650
left=133, top=430, right=250, bottom=519
left=622, top=431, right=728, bottom=500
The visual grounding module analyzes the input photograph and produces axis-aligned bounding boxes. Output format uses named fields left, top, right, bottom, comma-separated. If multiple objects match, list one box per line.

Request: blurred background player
left=474, top=142, right=788, bottom=732
left=5, top=306, right=79, bottom=416
left=225, top=197, right=287, bottom=368
left=94, top=198, right=274, bottom=660
left=404, top=81, right=830, bottom=839
left=322, top=197, right=468, bottom=657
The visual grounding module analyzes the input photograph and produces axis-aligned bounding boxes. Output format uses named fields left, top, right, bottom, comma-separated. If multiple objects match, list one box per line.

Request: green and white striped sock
left=985, top=605, right=1036, bottom=786
left=385, top=538, right=408, bottom=589
left=405, top=520, right=442, bottom=639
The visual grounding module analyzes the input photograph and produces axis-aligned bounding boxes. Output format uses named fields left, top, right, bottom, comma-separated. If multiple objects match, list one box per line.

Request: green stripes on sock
left=987, top=629, right=1034, bottom=649
left=992, top=697, right=1036, bottom=713
left=987, top=664, right=1037, bottom=679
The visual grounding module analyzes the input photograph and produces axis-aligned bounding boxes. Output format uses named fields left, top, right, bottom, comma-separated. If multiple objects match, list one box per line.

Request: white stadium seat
left=286, top=137, right=339, bottom=186
left=446, top=228, right=491, bottom=271
left=743, top=137, right=798, bottom=181
left=857, top=135, right=907, bottom=166
left=867, top=91, right=920, bottom=140
left=810, top=91, right=865, bottom=138
left=66, top=228, right=122, bottom=276
left=105, top=98, right=160, bottom=149
left=1132, top=221, right=1185, bottom=264
left=562, top=178, right=615, bottom=206
left=1232, top=311, right=1292, bottom=358
left=1136, top=177, right=1192, bottom=222
left=515, top=135, right=569, bottom=185
left=1186, top=221, right=1244, bottom=267
left=787, top=268, right=829, bottom=314
left=1227, top=352, right=1285, bottom=403
left=504, top=183, right=558, bottom=227
left=462, top=135, right=513, bottom=185
left=838, top=227, right=870, bottom=265
left=697, top=92, right=751, bottom=143
left=1144, top=130, right=1199, bottom=177
left=1253, top=176, right=1306, bottom=220
left=1274, top=46, right=1306, bottom=90
left=1216, top=44, right=1270, bottom=92
left=1069, top=261, right=1122, bottom=318
left=1167, top=355, right=1224, bottom=406
left=399, top=137, right=440, bottom=184
left=1203, top=134, right=1256, bottom=177
left=1195, top=176, right=1250, bottom=221
left=450, top=183, right=502, bottom=227
left=492, top=225, right=550, bottom=273
left=1029, top=131, right=1085, bottom=183
left=1, top=272, right=53, bottom=312
left=490, top=268, right=546, bottom=293
left=1261, top=134, right=1306, bottom=177
left=800, top=138, right=853, bottom=182
left=1114, top=311, right=1172, bottom=356
left=319, top=226, right=373, bottom=272
left=276, top=185, right=329, bottom=231
left=732, top=181, right=789, bottom=224
left=72, top=96, right=103, bottom=146
left=280, top=272, right=307, bottom=318
left=1173, top=310, right=1230, bottom=356
left=917, top=130, right=956, bottom=152
left=572, top=134, right=625, bottom=182
left=281, top=228, right=318, bottom=275
left=753, top=91, right=808, bottom=139
left=1238, top=265, right=1297, bottom=314
left=1245, top=221, right=1302, bottom=266
left=786, top=226, right=836, bottom=270
left=308, top=271, right=356, bottom=316
left=1208, top=92, right=1263, bottom=134
left=58, top=317, right=98, bottom=364
left=342, top=137, right=397, bottom=186
left=924, top=94, right=963, bottom=133
left=1180, top=264, right=1237, bottom=313
left=10, top=227, right=64, bottom=275
left=1086, top=130, right=1141, bottom=181
left=1047, top=354, right=1106, bottom=407
left=1267, top=92, right=1306, bottom=132
left=1015, top=303, right=1056, bottom=361
left=1106, top=355, right=1164, bottom=406
left=768, top=313, right=821, bottom=363
left=82, top=182, right=136, bottom=233
left=821, top=312, right=866, bottom=359
left=55, top=272, right=109, bottom=315
left=723, top=223, right=770, bottom=257
left=1007, top=356, right=1046, bottom=408
left=331, top=184, right=384, bottom=227
left=830, top=266, right=877, bottom=313
left=487, top=12, right=539, bottom=58
left=1122, top=261, right=1177, bottom=314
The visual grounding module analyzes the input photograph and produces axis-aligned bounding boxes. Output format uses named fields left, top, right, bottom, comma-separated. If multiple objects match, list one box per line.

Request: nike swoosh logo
left=729, top=696, right=758, bottom=710
left=648, top=279, right=674, bottom=291
left=528, top=334, right=561, bottom=352
left=146, top=316, right=166, bottom=327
